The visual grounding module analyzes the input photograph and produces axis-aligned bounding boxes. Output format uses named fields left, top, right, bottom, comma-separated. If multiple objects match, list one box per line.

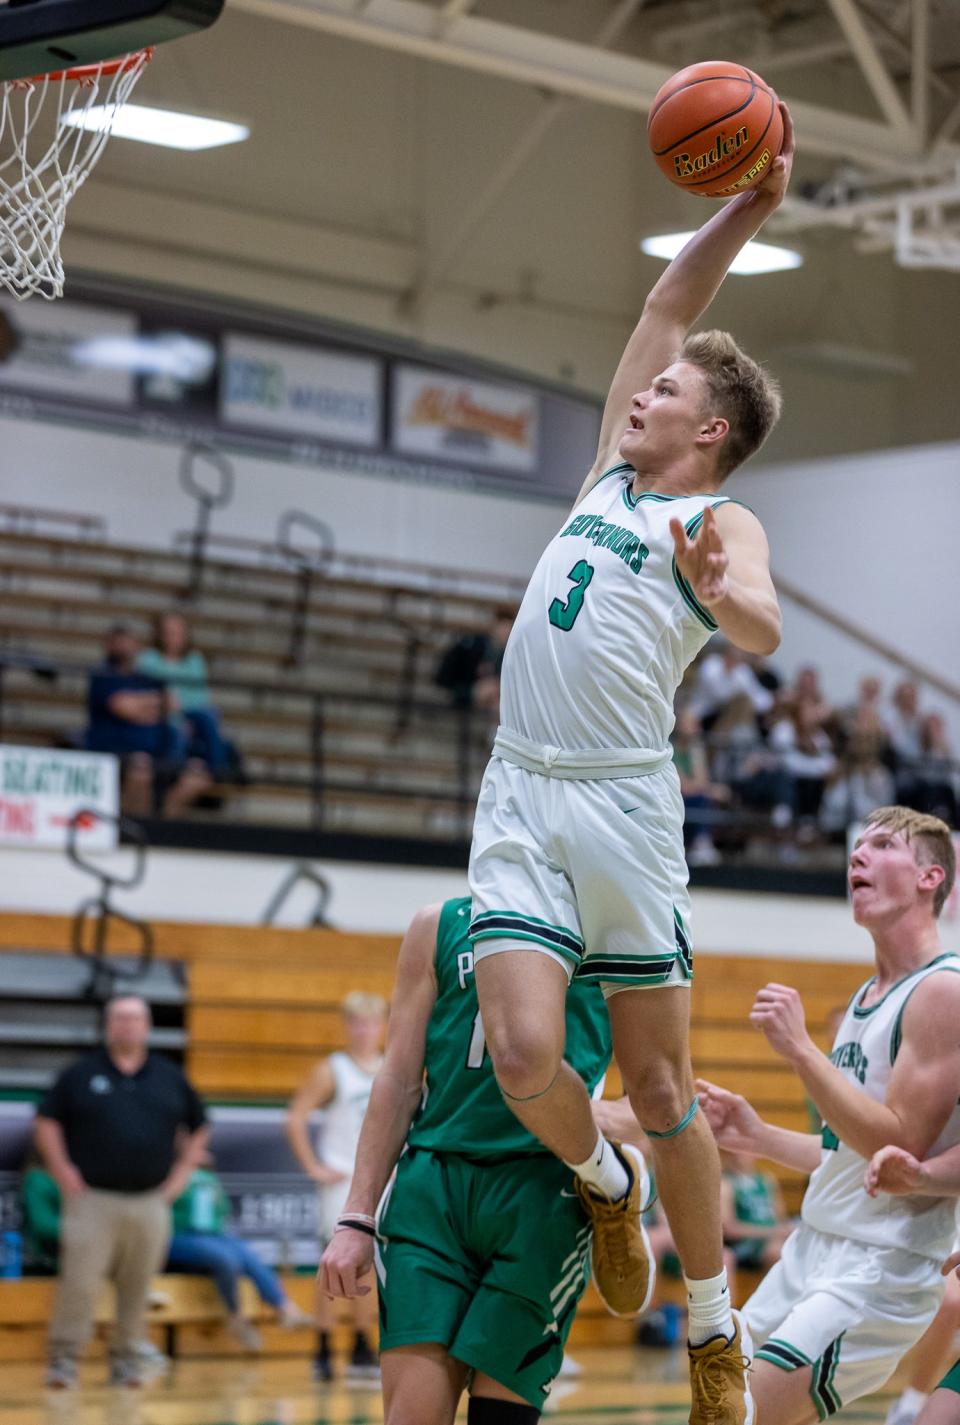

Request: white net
left=0, top=50, right=150, bottom=301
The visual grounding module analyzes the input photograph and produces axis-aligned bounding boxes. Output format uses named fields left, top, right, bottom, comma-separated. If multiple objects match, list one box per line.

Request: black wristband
left=336, top=1218, right=376, bottom=1237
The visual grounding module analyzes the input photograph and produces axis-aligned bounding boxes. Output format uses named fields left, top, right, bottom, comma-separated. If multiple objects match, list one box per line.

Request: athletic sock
left=565, top=1132, right=630, bottom=1201
left=889, top=1388, right=928, bottom=1421
left=353, top=1329, right=369, bottom=1351
left=315, top=1330, right=331, bottom=1359
left=685, top=1269, right=735, bottom=1346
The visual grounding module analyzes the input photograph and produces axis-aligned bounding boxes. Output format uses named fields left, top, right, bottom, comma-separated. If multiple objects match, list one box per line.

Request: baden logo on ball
left=647, top=61, right=784, bottom=198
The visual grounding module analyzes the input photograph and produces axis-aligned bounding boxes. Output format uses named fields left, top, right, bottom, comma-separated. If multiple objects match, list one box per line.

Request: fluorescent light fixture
left=641, top=231, right=803, bottom=275
left=72, top=334, right=217, bottom=383
left=61, top=103, right=249, bottom=151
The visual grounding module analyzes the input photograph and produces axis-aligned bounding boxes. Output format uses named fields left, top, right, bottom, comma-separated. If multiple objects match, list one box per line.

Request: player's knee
left=625, top=1065, right=692, bottom=1136
left=487, top=1031, right=562, bottom=1102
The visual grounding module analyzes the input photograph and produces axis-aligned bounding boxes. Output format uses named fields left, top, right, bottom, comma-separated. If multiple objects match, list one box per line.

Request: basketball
left=647, top=61, right=783, bottom=198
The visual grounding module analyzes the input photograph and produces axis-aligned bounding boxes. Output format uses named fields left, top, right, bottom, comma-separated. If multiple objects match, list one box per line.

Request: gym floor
left=0, top=1351, right=898, bottom=1425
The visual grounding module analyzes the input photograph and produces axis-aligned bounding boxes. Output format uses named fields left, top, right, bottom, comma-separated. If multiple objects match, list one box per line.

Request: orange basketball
left=647, top=61, right=783, bottom=198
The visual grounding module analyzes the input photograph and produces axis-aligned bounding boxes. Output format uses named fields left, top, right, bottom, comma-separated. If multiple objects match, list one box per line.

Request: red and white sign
left=391, top=365, right=539, bottom=473
left=0, top=746, right=118, bottom=850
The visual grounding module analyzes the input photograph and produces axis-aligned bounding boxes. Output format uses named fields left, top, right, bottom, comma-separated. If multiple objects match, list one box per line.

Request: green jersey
left=407, top=896, right=611, bottom=1158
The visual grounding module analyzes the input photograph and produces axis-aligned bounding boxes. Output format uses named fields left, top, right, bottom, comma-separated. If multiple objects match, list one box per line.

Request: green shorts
left=938, top=1359, right=960, bottom=1395
left=376, top=1146, right=592, bottom=1408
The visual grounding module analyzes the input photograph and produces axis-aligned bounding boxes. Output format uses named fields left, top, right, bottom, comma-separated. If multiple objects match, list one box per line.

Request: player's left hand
left=864, top=1144, right=927, bottom=1198
left=317, top=1227, right=374, bottom=1299
left=669, top=506, right=729, bottom=608
left=750, top=983, right=814, bottom=1062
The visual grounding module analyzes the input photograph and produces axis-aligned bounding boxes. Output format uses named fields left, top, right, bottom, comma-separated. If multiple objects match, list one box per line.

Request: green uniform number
left=548, top=560, right=594, bottom=631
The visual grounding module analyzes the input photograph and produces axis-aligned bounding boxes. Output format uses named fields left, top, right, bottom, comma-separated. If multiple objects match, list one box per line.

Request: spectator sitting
left=909, top=713, right=958, bottom=825
left=885, top=679, right=924, bottom=774
left=35, top=994, right=208, bottom=1390
left=819, top=732, right=896, bottom=837
left=709, top=694, right=794, bottom=829
left=782, top=663, right=834, bottom=730
left=671, top=709, right=731, bottom=866
left=165, top=1153, right=312, bottom=1352
left=85, top=624, right=212, bottom=818
left=138, top=612, right=235, bottom=779
left=769, top=702, right=838, bottom=829
left=435, top=607, right=515, bottom=719
left=720, top=1150, right=793, bottom=1273
left=688, top=642, right=775, bottom=735
left=840, top=675, right=889, bottom=755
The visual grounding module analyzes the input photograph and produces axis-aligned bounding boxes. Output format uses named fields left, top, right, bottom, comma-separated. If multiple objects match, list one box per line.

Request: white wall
left=1, top=414, right=563, bottom=580
left=3, top=843, right=955, bottom=965
left=730, top=439, right=960, bottom=736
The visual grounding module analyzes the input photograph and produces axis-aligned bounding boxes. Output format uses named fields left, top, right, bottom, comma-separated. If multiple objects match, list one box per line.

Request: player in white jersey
left=697, top=806, right=960, bottom=1423
left=286, top=991, right=386, bottom=1381
left=866, top=1146, right=960, bottom=1425
left=468, top=105, right=795, bottom=1425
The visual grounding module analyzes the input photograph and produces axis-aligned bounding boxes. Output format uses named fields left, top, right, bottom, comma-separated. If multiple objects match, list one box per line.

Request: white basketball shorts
left=745, top=1223, right=944, bottom=1419
left=468, top=753, right=693, bottom=991
left=316, top=1179, right=351, bottom=1246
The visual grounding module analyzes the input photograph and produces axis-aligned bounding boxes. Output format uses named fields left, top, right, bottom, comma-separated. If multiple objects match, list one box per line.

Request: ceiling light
left=640, top=231, right=803, bottom=275
left=72, top=334, right=217, bottom=382
left=61, top=104, right=249, bottom=151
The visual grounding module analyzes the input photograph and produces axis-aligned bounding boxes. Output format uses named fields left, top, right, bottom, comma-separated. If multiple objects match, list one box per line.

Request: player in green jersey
left=319, top=896, right=652, bottom=1423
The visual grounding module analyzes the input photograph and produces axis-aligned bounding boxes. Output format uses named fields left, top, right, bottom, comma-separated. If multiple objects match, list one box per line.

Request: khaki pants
left=49, top=1188, right=170, bottom=1364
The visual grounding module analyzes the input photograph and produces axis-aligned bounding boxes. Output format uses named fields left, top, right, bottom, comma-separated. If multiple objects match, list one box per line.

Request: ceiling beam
left=401, top=0, right=646, bottom=319
left=911, top=0, right=929, bottom=147
left=230, top=0, right=956, bottom=174
left=824, top=0, right=913, bottom=134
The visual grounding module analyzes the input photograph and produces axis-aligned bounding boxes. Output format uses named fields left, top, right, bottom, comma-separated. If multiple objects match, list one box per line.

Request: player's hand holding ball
left=648, top=61, right=794, bottom=205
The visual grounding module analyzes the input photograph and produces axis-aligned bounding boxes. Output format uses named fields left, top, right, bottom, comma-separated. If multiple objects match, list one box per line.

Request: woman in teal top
left=138, top=612, right=229, bottom=774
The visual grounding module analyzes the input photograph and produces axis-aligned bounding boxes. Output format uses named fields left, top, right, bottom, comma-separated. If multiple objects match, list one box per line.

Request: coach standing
left=35, top=994, right=208, bottom=1389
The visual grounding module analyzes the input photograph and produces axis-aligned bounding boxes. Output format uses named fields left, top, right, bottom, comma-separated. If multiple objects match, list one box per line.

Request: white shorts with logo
left=745, top=1224, right=944, bottom=1419
left=468, top=747, right=693, bottom=991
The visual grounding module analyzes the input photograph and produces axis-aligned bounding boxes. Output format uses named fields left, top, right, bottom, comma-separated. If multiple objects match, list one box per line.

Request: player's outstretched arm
left=671, top=503, right=781, bottom=655
left=866, top=1142, right=960, bottom=1199
left=318, top=903, right=440, bottom=1300
left=580, top=103, right=795, bottom=497
left=697, top=1077, right=821, bottom=1174
left=754, top=973, right=960, bottom=1162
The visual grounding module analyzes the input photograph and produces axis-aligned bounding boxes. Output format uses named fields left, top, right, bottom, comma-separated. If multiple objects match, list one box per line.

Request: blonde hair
left=680, top=329, right=783, bottom=478
left=863, top=805, right=956, bottom=917
left=342, top=991, right=387, bottom=1020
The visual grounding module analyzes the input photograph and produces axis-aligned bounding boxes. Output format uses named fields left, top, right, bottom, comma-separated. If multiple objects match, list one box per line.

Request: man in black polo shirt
left=35, top=994, right=208, bottom=1389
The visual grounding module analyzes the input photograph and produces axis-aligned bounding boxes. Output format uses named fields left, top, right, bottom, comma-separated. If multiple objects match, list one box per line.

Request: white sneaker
left=885, top=1395, right=927, bottom=1425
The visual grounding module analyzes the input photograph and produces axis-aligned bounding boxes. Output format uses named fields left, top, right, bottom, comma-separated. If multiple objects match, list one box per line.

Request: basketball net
left=0, top=49, right=151, bottom=301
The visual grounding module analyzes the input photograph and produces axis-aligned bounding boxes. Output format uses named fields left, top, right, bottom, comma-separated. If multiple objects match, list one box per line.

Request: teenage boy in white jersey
left=468, top=106, right=795, bottom=1425
left=697, top=806, right=960, bottom=1423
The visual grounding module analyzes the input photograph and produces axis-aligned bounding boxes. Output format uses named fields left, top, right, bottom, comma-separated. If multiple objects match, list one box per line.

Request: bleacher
left=0, top=913, right=865, bottom=1356
left=0, top=518, right=521, bottom=837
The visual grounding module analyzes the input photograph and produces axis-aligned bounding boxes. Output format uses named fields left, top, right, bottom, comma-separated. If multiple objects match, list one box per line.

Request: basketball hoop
left=0, top=48, right=152, bottom=301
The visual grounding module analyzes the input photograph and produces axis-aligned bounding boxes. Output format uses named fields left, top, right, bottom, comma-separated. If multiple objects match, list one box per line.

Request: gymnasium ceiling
left=61, top=0, right=960, bottom=462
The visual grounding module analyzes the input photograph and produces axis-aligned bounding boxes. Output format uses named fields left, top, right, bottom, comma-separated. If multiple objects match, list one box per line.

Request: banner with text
left=0, top=297, right=137, bottom=406
left=0, top=746, right=119, bottom=850
left=221, top=333, right=381, bottom=446
left=391, top=365, right=539, bottom=473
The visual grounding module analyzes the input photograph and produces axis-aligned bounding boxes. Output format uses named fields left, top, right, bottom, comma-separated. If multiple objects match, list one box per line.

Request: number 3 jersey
left=499, top=463, right=731, bottom=757
left=803, top=952, right=960, bottom=1261
left=406, top=897, right=611, bottom=1158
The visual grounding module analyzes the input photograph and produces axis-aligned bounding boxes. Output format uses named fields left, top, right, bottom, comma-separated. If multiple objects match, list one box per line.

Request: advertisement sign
left=0, top=298, right=137, bottom=406
left=391, top=365, right=539, bottom=473
left=0, top=746, right=119, bottom=850
left=221, top=333, right=381, bottom=446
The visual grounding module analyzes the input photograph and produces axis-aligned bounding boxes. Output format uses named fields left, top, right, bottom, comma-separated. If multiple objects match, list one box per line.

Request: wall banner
left=221, top=333, right=381, bottom=447
left=391, top=365, right=539, bottom=473
left=0, top=746, right=119, bottom=850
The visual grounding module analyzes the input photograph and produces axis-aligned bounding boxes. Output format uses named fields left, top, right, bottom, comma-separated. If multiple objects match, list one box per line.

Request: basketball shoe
left=575, top=1141, right=656, bottom=1317
left=688, top=1310, right=754, bottom=1425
